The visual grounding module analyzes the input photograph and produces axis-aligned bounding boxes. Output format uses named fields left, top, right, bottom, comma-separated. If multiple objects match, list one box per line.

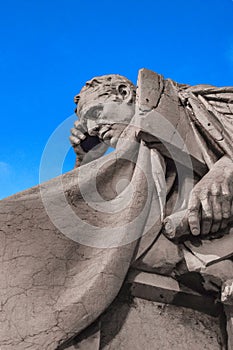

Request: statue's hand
left=69, top=120, right=109, bottom=165
left=69, top=120, right=87, bottom=161
left=188, top=156, right=233, bottom=236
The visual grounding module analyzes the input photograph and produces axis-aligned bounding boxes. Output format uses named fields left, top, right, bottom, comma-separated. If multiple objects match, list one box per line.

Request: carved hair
left=74, top=74, right=136, bottom=116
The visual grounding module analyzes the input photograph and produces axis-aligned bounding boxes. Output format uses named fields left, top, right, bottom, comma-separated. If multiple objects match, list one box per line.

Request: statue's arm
left=188, top=155, right=233, bottom=236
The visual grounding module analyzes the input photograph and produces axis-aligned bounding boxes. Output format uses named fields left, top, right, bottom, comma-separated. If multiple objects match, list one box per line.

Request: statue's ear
left=117, top=84, right=132, bottom=102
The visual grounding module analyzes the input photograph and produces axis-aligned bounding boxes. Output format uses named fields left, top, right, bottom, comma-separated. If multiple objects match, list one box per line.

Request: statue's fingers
left=211, top=182, right=220, bottom=196
left=225, top=200, right=233, bottom=229
left=221, top=183, right=232, bottom=220
left=69, top=135, right=81, bottom=146
left=188, top=194, right=201, bottom=236
left=222, top=198, right=231, bottom=219
left=200, top=197, right=212, bottom=235
left=188, top=210, right=200, bottom=236
left=219, top=221, right=228, bottom=231
left=210, top=195, right=222, bottom=233
left=70, top=128, right=77, bottom=138
left=71, top=128, right=86, bottom=140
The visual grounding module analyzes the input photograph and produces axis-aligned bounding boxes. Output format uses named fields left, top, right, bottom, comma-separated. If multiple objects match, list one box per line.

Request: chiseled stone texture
left=133, top=234, right=183, bottom=275
left=100, top=297, right=223, bottom=350
left=0, top=168, right=137, bottom=350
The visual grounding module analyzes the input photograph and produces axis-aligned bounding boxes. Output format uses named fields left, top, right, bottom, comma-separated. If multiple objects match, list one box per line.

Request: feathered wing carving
left=180, top=85, right=233, bottom=160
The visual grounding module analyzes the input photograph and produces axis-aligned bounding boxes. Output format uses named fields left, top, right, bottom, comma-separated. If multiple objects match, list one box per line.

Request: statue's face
left=78, top=98, right=135, bottom=147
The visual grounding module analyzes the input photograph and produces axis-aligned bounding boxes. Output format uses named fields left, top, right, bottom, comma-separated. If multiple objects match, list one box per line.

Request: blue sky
left=0, top=0, right=233, bottom=199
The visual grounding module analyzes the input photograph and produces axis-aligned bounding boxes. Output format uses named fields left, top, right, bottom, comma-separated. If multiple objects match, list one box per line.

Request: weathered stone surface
left=200, top=261, right=233, bottom=291
left=184, top=230, right=233, bottom=266
left=222, top=279, right=233, bottom=305
left=61, top=321, right=101, bottom=350
left=128, top=271, right=220, bottom=316
left=224, top=305, right=233, bottom=350
left=100, top=296, right=223, bottom=350
left=133, top=234, right=183, bottom=275
left=178, top=247, right=233, bottom=294
left=2, top=68, right=233, bottom=349
left=0, top=167, right=139, bottom=349
left=136, top=68, right=164, bottom=112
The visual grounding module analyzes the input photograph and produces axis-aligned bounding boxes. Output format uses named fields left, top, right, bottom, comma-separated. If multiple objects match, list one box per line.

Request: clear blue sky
left=0, top=0, right=233, bottom=199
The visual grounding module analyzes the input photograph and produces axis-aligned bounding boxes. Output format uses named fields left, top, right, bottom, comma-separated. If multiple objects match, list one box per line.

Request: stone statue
left=68, top=69, right=233, bottom=348
left=0, top=69, right=233, bottom=349
left=70, top=71, right=233, bottom=240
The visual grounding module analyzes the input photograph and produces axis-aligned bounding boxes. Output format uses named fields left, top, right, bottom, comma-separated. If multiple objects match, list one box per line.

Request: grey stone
left=133, top=233, right=183, bottom=275
left=128, top=270, right=220, bottom=316
left=136, top=68, right=164, bottom=112
left=184, top=230, right=233, bottom=266
left=1, top=68, right=233, bottom=348
left=222, top=279, right=233, bottom=305
left=224, top=305, right=233, bottom=350
left=100, top=296, right=223, bottom=350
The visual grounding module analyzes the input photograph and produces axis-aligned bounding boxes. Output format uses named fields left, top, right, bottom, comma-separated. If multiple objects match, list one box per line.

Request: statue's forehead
left=75, top=74, right=135, bottom=116
left=76, top=80, right=113, bottom=104
left=76, top=86, right=119, bottom=117
left=79, top=74, right=134, bottom=96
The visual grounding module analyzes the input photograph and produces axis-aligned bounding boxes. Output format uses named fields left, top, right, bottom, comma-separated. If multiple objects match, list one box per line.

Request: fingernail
left=192, top=228, right=200, bottom=236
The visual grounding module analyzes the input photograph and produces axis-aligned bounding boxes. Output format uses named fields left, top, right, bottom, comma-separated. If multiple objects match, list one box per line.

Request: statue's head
left=74, top=74, right=136, bottom=147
